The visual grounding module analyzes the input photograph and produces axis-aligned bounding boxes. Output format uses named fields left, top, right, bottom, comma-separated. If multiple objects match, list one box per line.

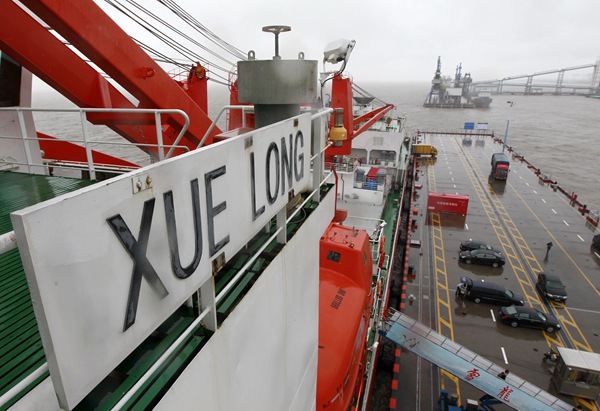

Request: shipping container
left=427, top=192, right=469, bottom=215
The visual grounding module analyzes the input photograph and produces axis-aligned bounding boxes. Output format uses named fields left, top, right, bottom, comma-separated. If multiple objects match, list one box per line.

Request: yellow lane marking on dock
left=425, top=145, right=462, bottom=398
left=506, top=184, right=596, bottom=352
left=431, top=211, right=461, bottom=394
left=429, top=135, right=596, bottom=411
left=575, top=398, right=597, bottom=411
left=459, top=141, right=592, bottom=354
left=489, top=171, right=592, bottom=351
left=509, top=183, right=600, bottom=301
left=453, top=140, right=567, bottom=348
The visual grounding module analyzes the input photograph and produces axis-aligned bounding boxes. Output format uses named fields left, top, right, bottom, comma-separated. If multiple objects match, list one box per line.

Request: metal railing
left=198, top=104, right=253, bottom=148
left=0, top=107, right=191, bottom=179
left=110, top=108, right=334, bottom=411
left=0, top=108, right=336, bottom=409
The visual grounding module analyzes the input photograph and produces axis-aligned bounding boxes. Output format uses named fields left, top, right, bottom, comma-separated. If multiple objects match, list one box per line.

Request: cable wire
left=103, top=0, right=240, bottom=85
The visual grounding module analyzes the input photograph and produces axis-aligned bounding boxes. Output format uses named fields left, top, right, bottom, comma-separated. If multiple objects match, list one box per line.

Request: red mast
left=326, top=75, right=394, bottom=158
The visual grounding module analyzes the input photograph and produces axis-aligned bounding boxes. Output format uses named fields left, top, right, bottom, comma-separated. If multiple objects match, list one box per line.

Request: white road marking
left=552, top=209, right=557, bottom=214
left=501, top=347, right=508, bottom=364
left=542, top=199, right=547, bottom=203
left=490, top=309, right=496, bottom=322
left=533, top=190, right=538, bottom=194
left=526, top=182, right=530, bottom=186
left=564, top=221, right=570, bottom=226
left=577, top=235, right=584, bottom=242
left=465, top=224, right=469, bottom=230
left=565, top=306, right=600, bottom=315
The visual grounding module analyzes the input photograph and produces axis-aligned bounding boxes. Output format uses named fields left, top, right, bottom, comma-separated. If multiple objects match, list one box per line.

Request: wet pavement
left=388, top=134, right=600, bottom=411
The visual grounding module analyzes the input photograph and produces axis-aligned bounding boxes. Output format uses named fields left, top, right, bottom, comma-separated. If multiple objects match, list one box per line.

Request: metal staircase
left=380, top=309, right=573, bottom=411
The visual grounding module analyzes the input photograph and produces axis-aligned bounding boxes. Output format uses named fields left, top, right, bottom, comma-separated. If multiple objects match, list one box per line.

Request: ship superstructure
left=1, top=3, right=596, bottom=411
left=0, top=3, right=405, bottom=410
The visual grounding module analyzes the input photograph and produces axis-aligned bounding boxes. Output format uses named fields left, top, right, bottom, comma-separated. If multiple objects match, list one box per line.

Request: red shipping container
left=427, top=192, right=469, bottom=215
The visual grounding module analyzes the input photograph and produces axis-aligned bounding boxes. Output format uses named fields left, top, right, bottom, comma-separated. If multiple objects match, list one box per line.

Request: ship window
left=327, top=251, right=341, bottom=262
left=0, top=51, right=21, bottom=107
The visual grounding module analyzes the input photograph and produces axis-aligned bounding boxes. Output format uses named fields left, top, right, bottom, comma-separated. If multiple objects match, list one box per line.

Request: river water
left=32, top=81, right=600, bottom=210
left=364, top=82, right=600, bottom=211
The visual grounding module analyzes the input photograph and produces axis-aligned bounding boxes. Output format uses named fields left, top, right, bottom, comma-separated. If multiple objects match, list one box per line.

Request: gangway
left=380, top=309, right=574, bottom=411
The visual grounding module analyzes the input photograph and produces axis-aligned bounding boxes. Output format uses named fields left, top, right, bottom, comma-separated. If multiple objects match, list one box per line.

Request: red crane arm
left=352, top=105, right=394, bottom=136
left=0, top=1, right=121, bottom=109
left=0, top=1, right=175, bottom=159
left=326, top=75, right=394, bottom=157
left=9, top=0, right=221, bottom=147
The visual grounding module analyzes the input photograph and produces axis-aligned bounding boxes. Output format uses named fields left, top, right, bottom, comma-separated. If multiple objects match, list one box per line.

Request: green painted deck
left=381, top=189, right=401, bottom=256
left=0, top=171, right=95, bottom=409
left=0, top=170, right=334, bottom=410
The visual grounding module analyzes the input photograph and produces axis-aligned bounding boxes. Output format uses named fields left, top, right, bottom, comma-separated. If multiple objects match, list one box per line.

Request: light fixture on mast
left=323, top=39, right=356, bottom=65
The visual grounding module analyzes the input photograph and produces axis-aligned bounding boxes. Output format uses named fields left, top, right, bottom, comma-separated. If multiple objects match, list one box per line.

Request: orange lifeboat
left=317, top=223, right=374, bottom=410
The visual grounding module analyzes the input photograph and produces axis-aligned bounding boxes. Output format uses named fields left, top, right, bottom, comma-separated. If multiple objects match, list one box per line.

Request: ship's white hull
left=154, top=190, right=334, bottom=411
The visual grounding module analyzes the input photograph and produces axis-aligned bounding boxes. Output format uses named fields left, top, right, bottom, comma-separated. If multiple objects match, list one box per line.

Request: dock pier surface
left=390, top=133, right=599, bottom=411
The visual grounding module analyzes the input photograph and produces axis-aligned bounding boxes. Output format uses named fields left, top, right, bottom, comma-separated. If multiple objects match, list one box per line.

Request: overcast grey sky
left=30, top=0, right=599, bottom=93
left=102, top=0, right=599, bottom=84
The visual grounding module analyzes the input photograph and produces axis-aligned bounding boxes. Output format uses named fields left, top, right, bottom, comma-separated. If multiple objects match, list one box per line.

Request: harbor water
left=32, top=81, right=600, bottom=211
left=366, top=82, right=600, bottom=212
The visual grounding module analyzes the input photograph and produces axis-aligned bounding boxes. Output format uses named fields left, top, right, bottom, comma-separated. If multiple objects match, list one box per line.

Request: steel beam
left=14, top=0, right=221, bottom=146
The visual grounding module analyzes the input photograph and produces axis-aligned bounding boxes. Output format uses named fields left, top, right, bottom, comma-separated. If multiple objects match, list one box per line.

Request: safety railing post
left=79, top=110, right=97, bottom=180
left=16, top=109, right=33, bottom=174
left=154, top=111, right=164, bottom=161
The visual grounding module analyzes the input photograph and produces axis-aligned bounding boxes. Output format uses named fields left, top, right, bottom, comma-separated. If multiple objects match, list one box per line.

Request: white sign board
left=11, top=114, right=312, bottom=409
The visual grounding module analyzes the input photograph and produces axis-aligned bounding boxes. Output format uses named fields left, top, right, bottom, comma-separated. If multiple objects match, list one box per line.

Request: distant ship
left=423, top=56, right=492, bottom=109
left=471, top=90, right=493, bottom=108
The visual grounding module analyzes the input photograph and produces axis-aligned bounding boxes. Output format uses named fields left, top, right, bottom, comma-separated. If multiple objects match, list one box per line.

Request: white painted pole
left=0, top=231, right=17, bottom=254
left=0, top=363, right=48, bottom=407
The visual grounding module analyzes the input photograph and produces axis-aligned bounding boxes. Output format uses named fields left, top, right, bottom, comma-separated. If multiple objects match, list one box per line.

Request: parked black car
left=498, top=305, right=561, bottom=333
left=460, top=240, right=496, bottom=252
left=593, top=234, right=600, bottom=248
left=460, top=277, right=524, bottom=306
left=536, top=273, right=567, bottom=302
left=459, top=249, right=505, bottom=267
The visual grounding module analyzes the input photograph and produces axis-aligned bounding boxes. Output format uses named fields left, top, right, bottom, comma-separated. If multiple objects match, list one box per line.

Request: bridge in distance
left=471, top=59, right=600, bottom=96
